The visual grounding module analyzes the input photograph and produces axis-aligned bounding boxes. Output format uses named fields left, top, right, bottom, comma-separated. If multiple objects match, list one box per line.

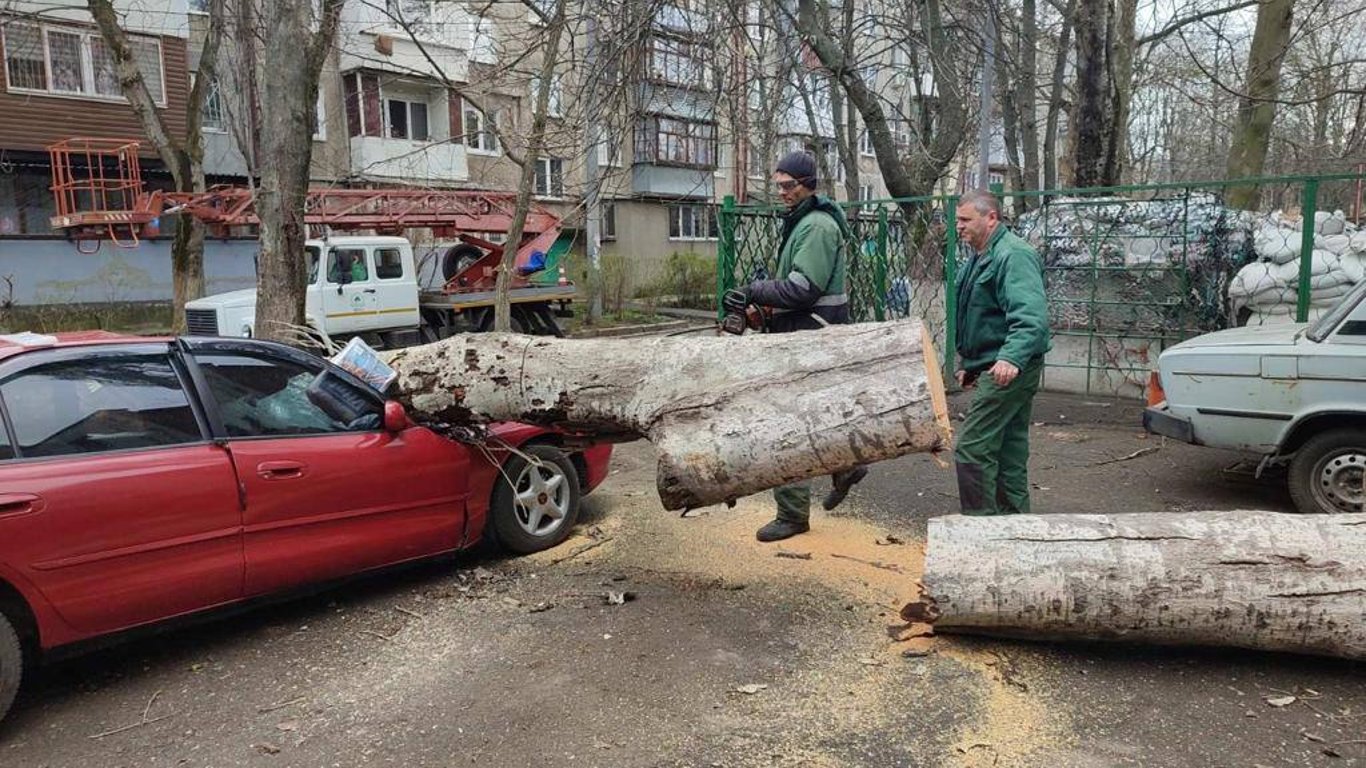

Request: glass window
left=0, top=356, right=201, bottom=458
left=0, top=406, right=13, bottom=461
left=4, top=25, right=47, bottom=90
left=601, top=202, right=616, bottom=241
left=668, top=204, right=718, bottom=240
left=326, top=248, right=368, bottom=283
left=201, top=77, right=226, bottom=131
left=386, top=98, right=429, bottom=141
left=195, top=353, right=380, bottom=436
left=535, top=157, right=564, bottom=197
left=375, top=247, right=404, bottom=279
left=463, top=104, right=499, bottom=152
left=47, top=30, right=85, bottom=93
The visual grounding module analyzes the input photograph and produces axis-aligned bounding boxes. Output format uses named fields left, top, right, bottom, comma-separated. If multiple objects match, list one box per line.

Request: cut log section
left=387, top=320, right=951, bottom=510
left=907, top=511, right=1366, bottom=660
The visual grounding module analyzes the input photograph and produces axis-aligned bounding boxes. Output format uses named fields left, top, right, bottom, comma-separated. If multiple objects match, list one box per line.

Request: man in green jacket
left=730, top=151, right=867, bottom=542
left=953, top=190, right=1050, bottom=516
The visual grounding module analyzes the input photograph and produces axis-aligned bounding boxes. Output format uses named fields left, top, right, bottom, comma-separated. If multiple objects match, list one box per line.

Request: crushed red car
left=0, top=332, right=611, bottom=722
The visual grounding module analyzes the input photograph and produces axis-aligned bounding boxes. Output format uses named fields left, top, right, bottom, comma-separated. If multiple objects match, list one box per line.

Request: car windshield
left=1307, top=279, right=1366, bottom=342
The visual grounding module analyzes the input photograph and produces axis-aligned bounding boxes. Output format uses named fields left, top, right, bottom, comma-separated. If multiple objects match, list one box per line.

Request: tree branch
left=1137, top=0, right=1259, bottom=47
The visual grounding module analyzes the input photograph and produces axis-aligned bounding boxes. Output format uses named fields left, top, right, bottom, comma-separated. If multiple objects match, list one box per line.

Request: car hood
left=186, top=289, right=258, bottom=311
left=1169, top=324, right=1307, bottom=350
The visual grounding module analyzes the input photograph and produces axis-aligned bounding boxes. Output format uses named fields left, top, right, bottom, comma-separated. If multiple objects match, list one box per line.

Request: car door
left=184, top=341, right=470, bottom=597
left=0, top=345, right=243, bottom=637
left=372, top=245, right=421, bottom=329
left=322, top=246, right=380, bottom=334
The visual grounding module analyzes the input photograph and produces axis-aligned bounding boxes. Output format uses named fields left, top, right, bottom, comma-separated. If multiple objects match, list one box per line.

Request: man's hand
left=989, top=360, right=1020, bottom=387
left=722, top=287, right=750, bottom=314
left=955, top=370, right=973, bottom=389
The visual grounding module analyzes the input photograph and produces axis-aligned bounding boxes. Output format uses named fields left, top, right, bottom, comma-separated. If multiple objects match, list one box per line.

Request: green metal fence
left=717, top=171, right=1366, bottom=398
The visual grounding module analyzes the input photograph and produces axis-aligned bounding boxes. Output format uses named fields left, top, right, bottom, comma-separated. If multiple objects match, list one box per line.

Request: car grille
left=185, top=309, right=220, bottom=336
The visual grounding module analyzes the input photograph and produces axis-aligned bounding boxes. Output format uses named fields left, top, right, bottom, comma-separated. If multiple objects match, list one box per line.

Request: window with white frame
left=530, top=74, right=562, bottom=118
left=859, top=184, right=874, bottom=201
left=746, top=139, right=766, bottom=178
left=3, top=23, right=165, bottom=105
left=667, top=204, right=718, bottom=240
left=635, top=115, right=716, bottom=168
left=649, top=36, right=709, bottom=89
left=595, top=134, right=621, bottom=167
left=535, top=157, right=564, bottom=197
left=463, top=104, right=499, bottom=152
left=386, top=97, right=429, bottom=141
left=200, top=76, right=226, bottom=132
left=858, top=129, right=874, bottom=156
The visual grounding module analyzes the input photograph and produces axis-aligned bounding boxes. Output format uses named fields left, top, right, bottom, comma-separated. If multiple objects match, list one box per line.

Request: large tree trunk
left=1071, top=0, right=1110, bottom=188
left=909, top=511, right=1366, bottom=660
left=387, top=321, right=951, bottom=510
left=1043, top=0, right=1076, bottom=191
left=1225, top=0, right=1295, bottom=210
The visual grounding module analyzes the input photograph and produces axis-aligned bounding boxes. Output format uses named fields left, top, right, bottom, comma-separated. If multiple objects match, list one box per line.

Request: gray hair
left=958, top=189, right=1001, bottom=216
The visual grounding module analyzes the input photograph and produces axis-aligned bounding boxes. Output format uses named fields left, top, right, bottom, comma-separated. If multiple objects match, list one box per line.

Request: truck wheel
left=487, top=445, right=582, bottom=554
left=1288, top=428, right=1366, bottom=513
left=0, top=610, right=24, bottom=725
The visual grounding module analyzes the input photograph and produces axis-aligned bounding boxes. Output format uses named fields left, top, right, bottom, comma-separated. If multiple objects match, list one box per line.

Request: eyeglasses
left=774, top=179, right=801, bottom=192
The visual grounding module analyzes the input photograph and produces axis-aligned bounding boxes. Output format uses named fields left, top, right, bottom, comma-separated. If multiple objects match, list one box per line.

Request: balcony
left=349, top=136, right=469, bottom=184
left=631, top=164, right=714, bottom=200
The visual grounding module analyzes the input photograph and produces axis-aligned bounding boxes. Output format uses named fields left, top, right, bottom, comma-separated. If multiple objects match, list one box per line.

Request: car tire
left=1288, top=428, right=1366, bottom=514
left=488, top=445, right=582, bottom=554
left=0, top=611, right=23, bottom=724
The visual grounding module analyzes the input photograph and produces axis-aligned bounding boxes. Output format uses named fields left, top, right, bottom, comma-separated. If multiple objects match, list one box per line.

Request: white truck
left=185, top=236, right=577, bottom=348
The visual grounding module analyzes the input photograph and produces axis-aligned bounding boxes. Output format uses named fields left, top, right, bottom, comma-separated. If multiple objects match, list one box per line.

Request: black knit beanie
left=775, top=151, right=818, bottom=189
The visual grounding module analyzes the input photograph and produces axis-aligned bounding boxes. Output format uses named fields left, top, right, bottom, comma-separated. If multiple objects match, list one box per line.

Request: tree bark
left=1043, top=0, right=1075, bottom=192
left=1071, top=0, right=1110, bottom=188
left=254, top=0, right=343, bottom=343
left=1225, top=0, right=1295, bottom=210
left=387, top=320, right=952, bottom=510
left=1107, top=0, right=1137, bottom=185
left=909, top=511, right=1366, bottom=660
left=1017, top=0, right=1040, bottom=203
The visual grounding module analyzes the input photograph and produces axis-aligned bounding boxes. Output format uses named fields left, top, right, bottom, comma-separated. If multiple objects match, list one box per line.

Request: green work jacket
left=954, top=224, right=1051, bottom=373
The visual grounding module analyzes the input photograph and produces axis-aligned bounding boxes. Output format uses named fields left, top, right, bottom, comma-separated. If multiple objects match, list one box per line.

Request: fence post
left=943, top=195, right=960, bottom=382
left=873, top=205, right=889, bottom=321
left=718, top=195, right=737, bottom=322
left=1296, top=180, right=1318, bottom=323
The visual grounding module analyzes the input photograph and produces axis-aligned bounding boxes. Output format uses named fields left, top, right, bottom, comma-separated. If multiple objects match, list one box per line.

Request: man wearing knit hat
left=728, top=150, right=868, bottom=542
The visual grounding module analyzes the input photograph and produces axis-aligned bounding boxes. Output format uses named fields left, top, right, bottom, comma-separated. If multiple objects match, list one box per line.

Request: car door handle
left=256, top=461, right=307, bottom=480
left=362, top=288, right=377, bottom=294
left=0, top=493, right=43, bottom=518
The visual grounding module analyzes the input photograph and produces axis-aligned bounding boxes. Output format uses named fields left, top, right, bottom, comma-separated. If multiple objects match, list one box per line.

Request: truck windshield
left=1307, top=279, right=1366, bottom=342
left=306, top=246, right=321, bottom=283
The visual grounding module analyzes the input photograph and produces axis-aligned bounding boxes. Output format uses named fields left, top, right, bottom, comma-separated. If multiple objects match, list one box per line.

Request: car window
left=326, top=248, right=369, bottom=284
left=306, top=245, right=322, bottom=283
left=375, top=247, right=404, bottom=280
left=195, top=352, right=381, bottom=437
left=0, top=356, right=202, bottom=458
left=0, top=410, right=13, bottom=461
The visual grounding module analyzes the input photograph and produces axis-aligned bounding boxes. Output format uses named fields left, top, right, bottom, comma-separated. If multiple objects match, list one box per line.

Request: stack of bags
left=1228, top=210, right=1366, bottom=325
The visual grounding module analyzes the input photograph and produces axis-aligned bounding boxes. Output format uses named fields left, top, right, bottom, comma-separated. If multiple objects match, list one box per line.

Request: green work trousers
left=954, top=356, right=1044, bottom=516
left=774, top=481, right=812, bottom=523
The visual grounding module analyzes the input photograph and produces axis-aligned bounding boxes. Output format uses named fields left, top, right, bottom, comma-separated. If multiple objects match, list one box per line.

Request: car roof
left=0, top=331, right=167, bottom=362
left=306, top=236, right=409, bottom=246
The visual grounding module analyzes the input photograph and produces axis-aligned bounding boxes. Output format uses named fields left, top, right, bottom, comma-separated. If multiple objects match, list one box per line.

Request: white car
left=1145, top=280, right=1366, bottom=514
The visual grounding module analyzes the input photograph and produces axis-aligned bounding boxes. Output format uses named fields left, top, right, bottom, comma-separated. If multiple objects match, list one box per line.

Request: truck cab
left=187, top=236, right=422, bottom=347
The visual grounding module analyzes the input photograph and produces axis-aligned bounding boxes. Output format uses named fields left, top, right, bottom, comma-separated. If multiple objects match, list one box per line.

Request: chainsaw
left=720, top=288, right=769, bottom=335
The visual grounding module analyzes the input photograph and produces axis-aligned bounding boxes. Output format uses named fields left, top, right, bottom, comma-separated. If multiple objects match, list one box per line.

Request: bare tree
left=254, top=0, right=345, bottom=342
left=87, top=0, right=226, bottom=332
left=1224, top=0, right=1294, bottom=208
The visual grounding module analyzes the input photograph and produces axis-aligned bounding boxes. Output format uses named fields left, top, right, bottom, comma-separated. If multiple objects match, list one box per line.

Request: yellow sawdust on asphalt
left=528, top=486, right=1071, bottom=766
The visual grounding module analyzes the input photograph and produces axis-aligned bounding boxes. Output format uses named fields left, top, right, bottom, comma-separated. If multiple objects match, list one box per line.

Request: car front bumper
left=1143, top=403, right=1196, bottom=444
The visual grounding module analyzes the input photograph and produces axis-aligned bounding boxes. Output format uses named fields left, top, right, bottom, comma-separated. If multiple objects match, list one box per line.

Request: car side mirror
left=383, top=400, right=410, bottom=433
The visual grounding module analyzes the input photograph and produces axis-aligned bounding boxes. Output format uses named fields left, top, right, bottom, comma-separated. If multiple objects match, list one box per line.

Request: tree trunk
left=254, top=0, right=343, bottom=342
left=1043, top=0, right=1075, bottom=192
left=1106, top=0, right=1137, bottom=185
left=1225, top=0, right=1295, bottom=210
left=1017, top=0, right=1040, bottom=203
left=908, top=511, right=1366, bottom=660
left=387, top=321, right=952, bottom=510
left=1071, top=0, right=1110, bottom=188
left=493, top=0, right=565, bottom=332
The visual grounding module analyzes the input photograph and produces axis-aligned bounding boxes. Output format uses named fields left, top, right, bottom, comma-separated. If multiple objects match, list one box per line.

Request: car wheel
left=0, top=611, right=23, bottom=724
left=1289, top=428, right=1366, bottom=514
left=488, top=445, right=582, bottom=554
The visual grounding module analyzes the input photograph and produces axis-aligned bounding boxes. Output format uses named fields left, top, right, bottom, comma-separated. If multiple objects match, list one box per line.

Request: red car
left=0, top=332, right=611, bottom=723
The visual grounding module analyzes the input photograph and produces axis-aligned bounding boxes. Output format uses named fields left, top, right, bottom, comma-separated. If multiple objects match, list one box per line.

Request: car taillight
left=1146, top=370, right=1166, bottom=407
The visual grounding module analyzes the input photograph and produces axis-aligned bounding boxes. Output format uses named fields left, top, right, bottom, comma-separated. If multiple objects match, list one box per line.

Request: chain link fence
left=717, top=172, right=1366, bottom=399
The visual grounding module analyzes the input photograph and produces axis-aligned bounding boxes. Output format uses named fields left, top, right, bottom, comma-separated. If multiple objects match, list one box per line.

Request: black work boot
left=756, top=518, right=810, bottom=542
left=822, top=465, right=869, bottom=511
